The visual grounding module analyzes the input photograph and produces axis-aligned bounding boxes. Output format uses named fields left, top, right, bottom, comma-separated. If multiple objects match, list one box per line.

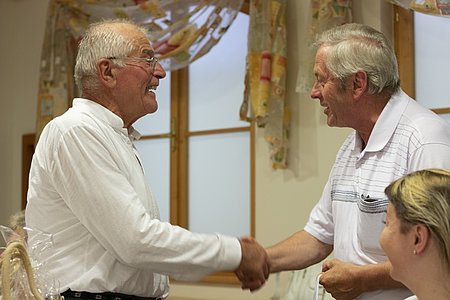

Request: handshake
left=234, top=236, right=271, bottom=291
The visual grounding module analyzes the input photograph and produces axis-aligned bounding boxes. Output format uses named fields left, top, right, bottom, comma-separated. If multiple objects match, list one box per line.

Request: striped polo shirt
left=305, top=89, right=450, bottom=300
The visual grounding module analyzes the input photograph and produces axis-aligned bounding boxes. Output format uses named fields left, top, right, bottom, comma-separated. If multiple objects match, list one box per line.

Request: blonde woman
left=380, top=169, right=450, bottom=300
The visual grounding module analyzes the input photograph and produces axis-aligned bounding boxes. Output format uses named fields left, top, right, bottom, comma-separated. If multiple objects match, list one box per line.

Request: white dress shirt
left=26, top=98, right=241, bottom=298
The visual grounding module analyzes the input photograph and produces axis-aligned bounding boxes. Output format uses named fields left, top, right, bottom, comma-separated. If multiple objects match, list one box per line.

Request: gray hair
left=74, top=19, right=148, bottom=90
left=314, top=23, right=400, bottom=96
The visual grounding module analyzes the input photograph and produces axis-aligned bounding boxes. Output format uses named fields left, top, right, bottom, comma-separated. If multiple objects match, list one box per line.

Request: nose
left=153, top=61, right=166, bottom=79
left=310, top=83, right=321, bottom=100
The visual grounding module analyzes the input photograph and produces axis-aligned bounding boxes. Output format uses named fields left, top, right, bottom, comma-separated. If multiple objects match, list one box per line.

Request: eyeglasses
left=108, top=56, right=159, bottom=72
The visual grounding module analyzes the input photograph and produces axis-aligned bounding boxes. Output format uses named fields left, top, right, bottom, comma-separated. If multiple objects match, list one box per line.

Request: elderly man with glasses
left=25, top=19, right=269, bottom=300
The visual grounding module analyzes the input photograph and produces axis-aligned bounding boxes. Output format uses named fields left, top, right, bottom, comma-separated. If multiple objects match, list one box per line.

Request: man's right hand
left=234, top=236, right=270, bottom=291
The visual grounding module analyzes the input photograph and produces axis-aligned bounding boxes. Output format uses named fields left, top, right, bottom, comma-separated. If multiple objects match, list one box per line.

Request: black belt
left=61, top=289, right=162, bottom=300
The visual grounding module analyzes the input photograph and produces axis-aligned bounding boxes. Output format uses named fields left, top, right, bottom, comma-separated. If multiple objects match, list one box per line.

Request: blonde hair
left=385, top=169, right=450, bottom=271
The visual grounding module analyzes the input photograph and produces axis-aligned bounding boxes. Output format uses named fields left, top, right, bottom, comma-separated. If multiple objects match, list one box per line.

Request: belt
left=61, top=289, right=162, bottom=300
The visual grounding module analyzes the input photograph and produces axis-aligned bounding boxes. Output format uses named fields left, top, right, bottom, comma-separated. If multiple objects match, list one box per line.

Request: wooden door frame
left=22, top=133, right=35, bottom=209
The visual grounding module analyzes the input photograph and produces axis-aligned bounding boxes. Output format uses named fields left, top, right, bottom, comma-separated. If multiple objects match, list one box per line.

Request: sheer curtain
left=240, top=0, right=288, bottom=169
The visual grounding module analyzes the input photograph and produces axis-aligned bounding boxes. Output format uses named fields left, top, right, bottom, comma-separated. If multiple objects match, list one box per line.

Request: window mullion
left=169, top=69, right=179, bottom=225
left=170, top=68, right=189, bottom=228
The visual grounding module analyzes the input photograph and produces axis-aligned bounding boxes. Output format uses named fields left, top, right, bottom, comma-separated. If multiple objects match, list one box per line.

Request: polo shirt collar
left=355, top=89, right=410, bottom=154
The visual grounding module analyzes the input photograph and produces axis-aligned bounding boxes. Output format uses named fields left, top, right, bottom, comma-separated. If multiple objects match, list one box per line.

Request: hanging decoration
left=35, top=0, right=244, bottom=139
left=295, top=0, right=352, bottom=94
left=386, top=0, right=450, bottom=16
left=61, top=0, right=244, bottom=70
left=241, top=0, right=288, bottom=169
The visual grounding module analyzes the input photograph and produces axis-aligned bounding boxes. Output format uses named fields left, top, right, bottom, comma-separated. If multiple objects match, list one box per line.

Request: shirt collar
left=72, top=98, right=142, bottom=140
left=354, top=89, right=410, bottom=153
left=128, top=126, right=142, bottom=141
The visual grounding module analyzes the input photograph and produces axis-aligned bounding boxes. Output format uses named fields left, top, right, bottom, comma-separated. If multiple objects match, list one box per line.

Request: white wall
left=0, top=0, right=392, bottom=299
left=0, top=0, right=50, bottom=237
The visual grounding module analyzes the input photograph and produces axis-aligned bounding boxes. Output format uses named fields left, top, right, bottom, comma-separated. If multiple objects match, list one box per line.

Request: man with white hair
left=26, top=19, right=269, bottom=300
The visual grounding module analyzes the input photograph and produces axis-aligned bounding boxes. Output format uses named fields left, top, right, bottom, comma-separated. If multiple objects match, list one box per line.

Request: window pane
left=188, top=132, right=250, bottom=237
left=133, top=72, right=171, bottom=135
left=414, top=12, right=450, bottom=109
left=439, top=113, right=450, bottom=123
left=134, top=138, right=170, bottom=222
left=189, top=12, right=249, bottom=131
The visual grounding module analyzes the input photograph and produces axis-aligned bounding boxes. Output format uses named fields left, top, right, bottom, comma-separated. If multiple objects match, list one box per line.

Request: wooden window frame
left=143, top=43, right=255, bottom=287
left=121, top=3, right=254, bottom=285
left=394, top=5, right=450, bottom=114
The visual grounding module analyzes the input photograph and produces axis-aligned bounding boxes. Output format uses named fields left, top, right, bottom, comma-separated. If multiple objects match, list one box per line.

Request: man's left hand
left=319, top=258, right=363, bottom=300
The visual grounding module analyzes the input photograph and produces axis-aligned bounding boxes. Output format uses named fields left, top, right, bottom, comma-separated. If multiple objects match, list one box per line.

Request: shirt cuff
left=216, top=234, right=242, bottom=271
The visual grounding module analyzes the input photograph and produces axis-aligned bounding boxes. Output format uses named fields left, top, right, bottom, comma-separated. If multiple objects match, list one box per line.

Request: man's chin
left=325, top=115, right=335, bottom=127
left=144, top=98, right=158, bottom=114
left=148, top=106, right=158, bottom=114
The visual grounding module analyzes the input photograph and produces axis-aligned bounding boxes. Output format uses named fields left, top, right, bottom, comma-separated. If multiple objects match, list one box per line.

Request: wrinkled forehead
left=131, top=38, right=155, bottom=57
left=313, top=47, right=330, bottom=75
left=124, top=25, right=154, bottom=55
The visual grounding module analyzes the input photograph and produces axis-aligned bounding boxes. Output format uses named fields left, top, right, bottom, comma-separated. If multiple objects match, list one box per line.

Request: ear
left=413, top=224, right=431, bottom=255
left=97, top=58, right=116, bottom=87
left=352, top=70, right=367, bottom=99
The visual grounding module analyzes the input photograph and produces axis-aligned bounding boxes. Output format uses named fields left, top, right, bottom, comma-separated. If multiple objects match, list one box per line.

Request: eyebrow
left=142, top=49, right=155, bottom=57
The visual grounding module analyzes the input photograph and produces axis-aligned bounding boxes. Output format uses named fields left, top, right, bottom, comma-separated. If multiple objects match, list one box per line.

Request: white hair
left=74, top=19, right=148, bottom=90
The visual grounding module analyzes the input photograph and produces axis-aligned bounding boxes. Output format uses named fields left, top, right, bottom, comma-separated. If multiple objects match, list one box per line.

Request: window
left=133, top=11, right=252, bottom=284
left=393, top=5, right=450, bottom=122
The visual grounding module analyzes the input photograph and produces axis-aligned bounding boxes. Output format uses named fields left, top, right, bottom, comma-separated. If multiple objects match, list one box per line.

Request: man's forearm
left=266, top=230, right=333, bottom=273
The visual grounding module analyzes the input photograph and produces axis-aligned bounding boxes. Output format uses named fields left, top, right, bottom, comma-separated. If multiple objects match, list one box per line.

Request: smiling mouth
left=147, top=85, right=157, bottom=92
